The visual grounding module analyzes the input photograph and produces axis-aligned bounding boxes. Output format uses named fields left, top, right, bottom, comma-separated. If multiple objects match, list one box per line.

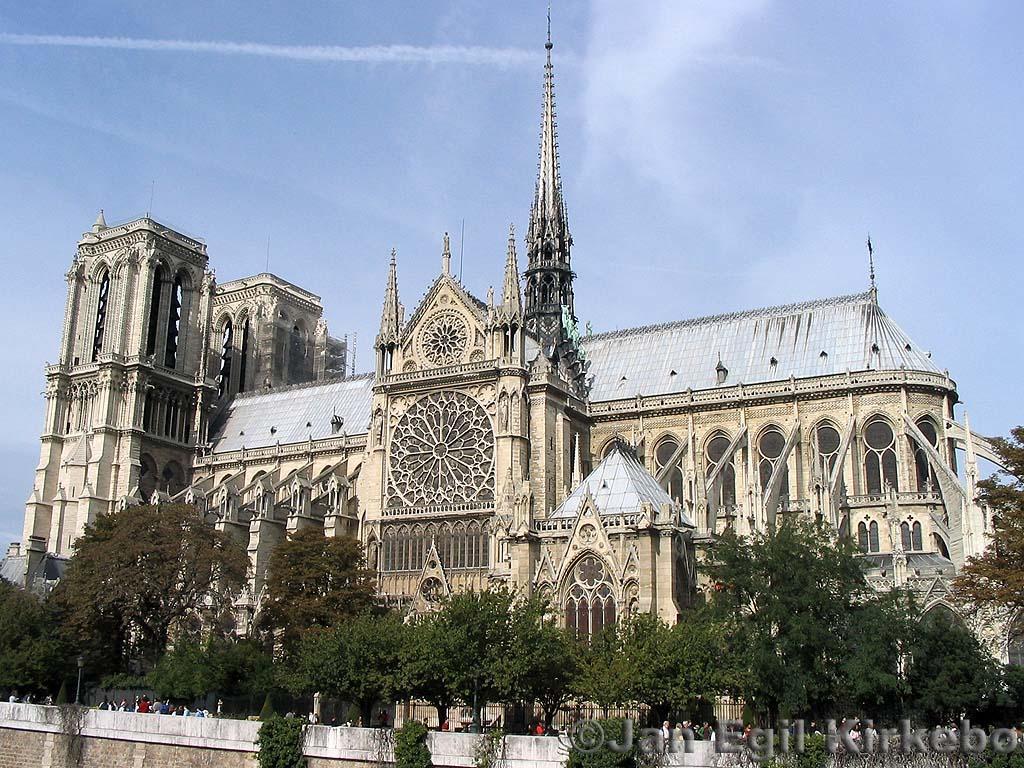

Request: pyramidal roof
left=551, top=442, right=693, bottom=526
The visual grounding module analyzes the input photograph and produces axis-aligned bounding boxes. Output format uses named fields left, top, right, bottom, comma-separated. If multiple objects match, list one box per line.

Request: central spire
left=524, top=15, right=575, bottom=348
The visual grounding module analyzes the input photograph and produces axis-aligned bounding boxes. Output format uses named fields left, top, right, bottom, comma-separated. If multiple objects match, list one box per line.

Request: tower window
left=163, top=274, right=183, bottom=368
left=145, top=265, right=164, bottom=357
left=858, top=520, right=881, bottom=553
left=705, top=433, right=737, bottom=526
left=758, top=428, right=789, bottom=499
left=91, top=270, right=110, bottom=361
left=238, top=317, right=251, bottom=393
left=654, top=436, right=684, bottom=507
left=218, top=319, right=233, bottom=397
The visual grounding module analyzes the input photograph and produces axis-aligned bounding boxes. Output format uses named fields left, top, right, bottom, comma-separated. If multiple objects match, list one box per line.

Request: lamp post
left=75, top=656, right=84, bottom=705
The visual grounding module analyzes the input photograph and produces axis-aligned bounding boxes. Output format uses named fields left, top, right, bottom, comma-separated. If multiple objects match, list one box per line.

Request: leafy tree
left=256, top=716, right=306, bottom=768
left=840, top=590, right=914, bottom=721
left=707, top=518, right=871, bottom=723
left=259, top=530, right=377, bottom=651
left=148, top=637, right=274, bottom=701
left=494, top=594, right=577, bottom=728
left=424, top=589, right=517, bottom=728
left=955, top=426, right=1024, bottom=615
left=668, top=606, right=746, bottom=720
left=51, top=504, right=247, bottom=676
left=572, top=628, right=629, bottom=715
left=401, top=614, right=459, bottom=726
left=0, top=579, right=71, bottom=696
left=618, top=613, right=675, bottom=724
left=905, top=607, right=998, bottom=724
left=286, top=612, right=405, bottom=725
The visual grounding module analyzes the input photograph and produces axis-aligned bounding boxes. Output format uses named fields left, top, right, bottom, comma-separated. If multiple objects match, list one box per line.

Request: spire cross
left=546, top=6, right=552, bottom=50
left=867, top=235, right=878, bottom=302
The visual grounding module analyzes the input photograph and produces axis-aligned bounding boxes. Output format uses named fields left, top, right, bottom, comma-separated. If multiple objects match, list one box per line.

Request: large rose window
left=419, top=311, right=469, bottom=367
left=388, top=391, right=494, bottom=509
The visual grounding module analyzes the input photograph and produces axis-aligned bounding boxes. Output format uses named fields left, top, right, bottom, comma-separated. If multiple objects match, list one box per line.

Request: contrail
left=0, top=32, right=535, bottom=67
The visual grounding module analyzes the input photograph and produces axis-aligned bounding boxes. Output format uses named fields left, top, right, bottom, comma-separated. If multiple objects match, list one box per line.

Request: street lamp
left=75, top=656, right=84, bottom=705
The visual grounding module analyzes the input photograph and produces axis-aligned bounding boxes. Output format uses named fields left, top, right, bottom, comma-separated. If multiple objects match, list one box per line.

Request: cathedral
left=7, top=35, right=1014, bottom=656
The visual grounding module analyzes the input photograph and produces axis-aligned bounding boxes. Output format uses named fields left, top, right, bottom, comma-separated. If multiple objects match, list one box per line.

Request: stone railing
left=845, top=491, right=943, bottom=508
left=383, top=359, right=497, bottom=385
left=0, top=702, right=724, bottom=767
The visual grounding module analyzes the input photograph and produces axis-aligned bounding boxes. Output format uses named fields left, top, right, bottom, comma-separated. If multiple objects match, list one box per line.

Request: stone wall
left=0, top=702, right=717, bottom=767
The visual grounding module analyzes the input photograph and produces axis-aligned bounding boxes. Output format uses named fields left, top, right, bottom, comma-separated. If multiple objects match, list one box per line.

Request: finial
left=487, top=286, right=495, bottom=307
left=92, top=209, right=107, bottom=233
left=442, top=232, right=451, bottom=276
left=546, top=5, right=552, bottom=50
left=390, top=247, right=397, bottom=264
left=508, top=222, right=515, bottom=240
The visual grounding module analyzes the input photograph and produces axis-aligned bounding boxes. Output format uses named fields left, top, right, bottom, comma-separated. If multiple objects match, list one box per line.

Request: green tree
left=955, top=426, right=1024, bottom=615
left=256, top=716, right=306, bottom=768
left=618, top=613, right=675, bottom=724
left=287, top=612, right=405, bottom=725
left=840, top=590, right=914, bottom=721
left=147, top=637, right=274, bottom=702
left=572, top=628, right=629, bottom=716
left=401, top=614, right=459, bottom=727
left=52, top=504, right=247, bottom=676
left=707, top=518, right=870, bottom=723
left=668, top=606, right=746, bottom=720
left=0, top=580, right=71, bottom=696
left=494, top=594, right=577, bottom=728
left=259, top=530, right=377, bottom=651
left=905, top=607, right=998, bottom=724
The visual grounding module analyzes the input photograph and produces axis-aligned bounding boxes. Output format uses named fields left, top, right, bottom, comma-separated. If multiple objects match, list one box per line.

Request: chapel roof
left=550, top=442, right=693, bottom=527
left=581, top=291, right=942, bottom=401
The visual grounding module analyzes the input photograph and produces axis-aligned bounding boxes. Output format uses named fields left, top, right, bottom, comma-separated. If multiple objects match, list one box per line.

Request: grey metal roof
left=860, top=552, right=955, bottom=575
left=551, top=444, right=693, bottom=526
left=211, top=374, right=375, bottom=453
left=582, top=292, right=942, bottom=401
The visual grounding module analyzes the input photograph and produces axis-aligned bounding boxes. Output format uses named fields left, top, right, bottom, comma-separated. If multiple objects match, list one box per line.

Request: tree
left=259, top=530, right=377, bottom=651
left=707, top=519, right=871, bottom=723
left=618, top=613, right=675, bottom=724
left=401, top=614, right=459, bottom=727
left=148, top=637, right=274, bottom=702
left=668, top=607, right=746, bottom=721
left=395, top=720, right=433, bottom=768
left=494, top=594, right=577, bottom=728
left=572, top=627, right=630, bottom=716
left=0, top=580, right=71, bottom=696
left=52, top=504, right=247, bottom=676
left=904, top=607, right=998, bottom=724
left=955, top=426, right=1024, bottom=615
left=286, top=611, right=405, bottom=725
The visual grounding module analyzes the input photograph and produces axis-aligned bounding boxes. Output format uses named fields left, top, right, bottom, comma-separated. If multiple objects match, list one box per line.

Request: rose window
left=388, top=391, right=494, bottom=509
left=420, top=311, right=469, bottom=367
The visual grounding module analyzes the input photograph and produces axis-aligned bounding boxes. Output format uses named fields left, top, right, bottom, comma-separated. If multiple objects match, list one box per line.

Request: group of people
left=6, top=692, right=53, bottom=705
left=98, top=695, right=220, bottom=718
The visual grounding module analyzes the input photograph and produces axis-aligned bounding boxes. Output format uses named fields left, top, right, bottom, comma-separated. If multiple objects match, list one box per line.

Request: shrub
left=55, top=681, right=68, bottom=705
left=395, top=720, right=433, bottom=768
left=255, top=716, right=306, bottom=768
left=566, top=718, right=644, bottom=768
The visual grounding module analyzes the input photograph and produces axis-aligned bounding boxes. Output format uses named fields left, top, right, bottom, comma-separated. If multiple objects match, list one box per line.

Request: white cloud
left=0, top=32, right=535, bottom=68
left=579, top=0, right=773, bottom=192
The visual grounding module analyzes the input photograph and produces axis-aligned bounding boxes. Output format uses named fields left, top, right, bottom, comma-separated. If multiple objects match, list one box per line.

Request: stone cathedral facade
left=9, top=38, right=1017, bottom=657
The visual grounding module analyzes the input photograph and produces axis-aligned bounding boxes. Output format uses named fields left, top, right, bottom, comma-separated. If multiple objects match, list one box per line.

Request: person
left=441, top=718, right=450, bottom=732
left=216, top=698, right=223, bottom=717
left=535, top=721, right=546, bottom=736
left=138, top=696, right=151, bottom=714
left=8, top=691, right=19, bottom=703
left=661, top=721, right=671, bottom=752
left=43, top=695, right=53, bottom=706
left=118, top=699, right=128, bottom=712
left=159, top=699, right=170, bottom=715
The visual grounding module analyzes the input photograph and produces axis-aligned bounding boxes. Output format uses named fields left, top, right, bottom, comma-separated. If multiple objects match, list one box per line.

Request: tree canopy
left=955, top=426, right=1024, bottom=615
left=0, top=579, right=70, bottom=696
left=259, top=530, right=377, bottom=650
left=52, top=504, right=247, bottom=675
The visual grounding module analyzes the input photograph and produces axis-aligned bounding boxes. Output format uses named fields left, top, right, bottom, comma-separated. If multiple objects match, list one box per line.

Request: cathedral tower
left=523, top=28, right=575, bottom=350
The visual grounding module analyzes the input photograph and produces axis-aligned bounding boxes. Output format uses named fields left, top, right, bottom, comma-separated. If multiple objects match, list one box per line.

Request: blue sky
left=0, top=1, right=1021, bottom=546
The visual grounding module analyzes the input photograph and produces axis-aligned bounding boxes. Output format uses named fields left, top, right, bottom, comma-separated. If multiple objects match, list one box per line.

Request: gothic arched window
left=218, top=319, right=233, bottom=398
left=654, top=436, right=684, bottom=506
left=816, top=423, right=842, bottom=485
left=858, top=521, right=869, bottom=553
left=564, top=554, right=616, bottom=642
left=758, top=428, right=789, bottom=499
left=864, top=419, right=899, bottom=494
left=163, top=274, right=184, bottom=368
left=1009, top=615, right=1024, bottom=667
left=914, top=419, right=939, bottom=491
left=869, top=520, right=880, bottom=552
left=91, top=269, right=110, bottom=361
left=705, top=433, right=737, bottom=510
left=288, top=323, right=308, bottom=382
left=145, top=265, right=164, bottom=357
left=858, top=520, right=880, bottom=553
left=238, top=316, right=251, bottom=393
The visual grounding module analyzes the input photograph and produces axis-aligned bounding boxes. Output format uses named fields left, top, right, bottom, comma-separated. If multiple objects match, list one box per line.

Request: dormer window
left=715, top=360, right=728, bottom=385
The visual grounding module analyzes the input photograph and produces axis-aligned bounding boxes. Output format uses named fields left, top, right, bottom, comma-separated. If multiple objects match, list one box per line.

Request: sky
left=0, top=1, right=1021, bottom=547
